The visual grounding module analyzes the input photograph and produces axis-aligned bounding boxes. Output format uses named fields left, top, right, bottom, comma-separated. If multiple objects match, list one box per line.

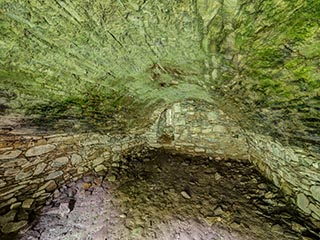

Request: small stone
left=291, top=222, right=306, bottom=233
left=0, top=198, right=17, bottom=209
left=32, top=190, right=46, bottom=198
left=0, top=150, right=22, bottom=160
left=258, top=183, right=268, bottom=190
left=107, top=175, right=116, bottom=182
left=34, top=163, right=47, bottom=175
left=213, top=206, right=224, bottom=216
left=51, top=157, right=68, bottom=167
left=53, top=189, right=60, bottom=198
left=77, top=167, right=85, bottom=174
left=92, top=157, right=105, bottom=166
left=2, top=220, right=28, bottom=233
left=22, top=198, right=34, bottom=209
left=302, top=237, right=315, bottom=240
left=4, top=168, right=20, bottom=177
left=194, top=148, right=205, bottom=153
left=0, top=179, right=6, bottom=188
left=310, top=185, right=320, bottom=202
left=0, top=185, right=25, bottom=198
left=181, top=191, right=191, bottom=199
left=15, top=170, right=33, bottom=181
left=82, top=182, right=91, bottom=190
left=312, top=212, right=320, bottom=220
left=271, top=224, right=283, bottom=234
left=204, top=216, right=222, bottom=226
left=59, top=203, right=70, bottom=217
left=25, top=144, right=55, bottom=157
left=264, top=191, right=277, bottom=199
left=45, top=171, right=63, bottom=180
left=131, top=226, right=143, bottom=237
left=297, top=193, right=311, bottom=214
left=309, top=203, right=320, bottom=217
left=1, top=158, right=28, bottom=168
left=214, top=172, right=222, bottom=181
left=71, top=154, right=82, bottom=165
left=0, top=210, right=17, bottom=225
left=39, top=180, right=57, bottom=192
left=94, top=165, right=107, bottom=172
left=10, top=202, right=22, bottom=210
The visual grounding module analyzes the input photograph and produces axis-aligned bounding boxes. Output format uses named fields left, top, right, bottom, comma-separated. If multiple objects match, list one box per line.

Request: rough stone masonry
left=0, top=101, right=319, bottom=235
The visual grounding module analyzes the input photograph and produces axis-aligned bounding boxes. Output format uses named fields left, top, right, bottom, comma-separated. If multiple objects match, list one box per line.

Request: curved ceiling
left=0, top=0, right=319, bottom=152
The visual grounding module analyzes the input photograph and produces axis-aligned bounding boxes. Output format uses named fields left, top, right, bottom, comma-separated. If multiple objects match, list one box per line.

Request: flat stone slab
left=0, top=150, right=22, bottom=160
left=310, top=185, right=320, bottom=202
left=2, top=221, right=28, bottom=234
left=45, top=171, right=63, bottom=181
left=25, top=144, right=56, bottom=157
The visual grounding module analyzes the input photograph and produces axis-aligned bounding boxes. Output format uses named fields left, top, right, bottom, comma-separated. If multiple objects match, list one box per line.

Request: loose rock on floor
left=14, top=151, right=318, bottom=239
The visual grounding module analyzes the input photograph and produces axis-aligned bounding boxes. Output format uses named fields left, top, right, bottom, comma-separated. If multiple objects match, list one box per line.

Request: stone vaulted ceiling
left=0, top=0, right=319, bottom=153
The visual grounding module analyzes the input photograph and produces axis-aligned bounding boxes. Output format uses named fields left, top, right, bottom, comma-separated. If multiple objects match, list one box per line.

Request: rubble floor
left=15, top=151, right=318, bottom=239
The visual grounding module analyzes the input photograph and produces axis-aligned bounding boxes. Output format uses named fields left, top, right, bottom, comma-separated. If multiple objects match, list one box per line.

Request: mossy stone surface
left=0, top=0, right=319, bottom=153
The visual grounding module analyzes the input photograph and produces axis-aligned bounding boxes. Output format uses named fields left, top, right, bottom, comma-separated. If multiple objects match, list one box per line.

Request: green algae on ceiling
left=199, top=0, right=320, bottom=152
left=0, top=0, right=210, bottom=131
left=0, top=0, right=319, bottom=153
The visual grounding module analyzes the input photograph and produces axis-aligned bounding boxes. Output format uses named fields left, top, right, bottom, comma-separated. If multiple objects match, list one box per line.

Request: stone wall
left=145, top=101, right=320, bottom=231
left=247, top=133, right=320, bottom=229
left=1, top=100, right=319, bottom=234
left=145, top=101, right=249, bottom=160
left=0, top=131, right=145, bottom=234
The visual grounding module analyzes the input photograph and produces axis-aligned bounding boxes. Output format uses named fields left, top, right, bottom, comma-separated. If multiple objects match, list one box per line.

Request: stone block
left=10, top=202, right=21, bottom=210
left=22, top=198, right=34, bottom=209
left=94, top=164, right=107, bottom=172
left=0, top=185, right=26, bottom=198
left=1, top=158, right=28, bottom=168
left=4, top=168, right=20, bottom=177
left=1, top=193, right=15, bottom=201
left=32, top=190, right=46, bottom=198
left=194, top=148, right=205, bottom=153
left=0, top=198, right=17, bottom=209
left=297, top=193, right=311, bottom=215
left=310, top=185, right=320, bottom=202
left=0, top=179, right=6, bottom=188
left=1, top=220, right=28, bottom=234
left=25, top=144, right=55, bottom=157
left=92, top=157, right=105, bottom=166
left=0, top=150, right=22, bottom=160
left=309, top=203, right=320, bottom=218
left=71, top=154, right=82, bottom=165
left=51, top=157, right=69, bottom=167
left=0, top=210, right=17, bottom=225
left=45, top=171, right=63, bottom=180
left=34, top=163, right=47, bottom=175
left=15, top=170, right=33, bottom=181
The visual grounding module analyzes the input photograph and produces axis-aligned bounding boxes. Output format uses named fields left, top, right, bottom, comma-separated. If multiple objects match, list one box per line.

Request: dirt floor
left=15, top=151, right=317, bottom=240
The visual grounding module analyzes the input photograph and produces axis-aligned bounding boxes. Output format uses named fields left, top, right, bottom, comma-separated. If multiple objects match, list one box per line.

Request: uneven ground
left=14, top=151, right=316, bottom=240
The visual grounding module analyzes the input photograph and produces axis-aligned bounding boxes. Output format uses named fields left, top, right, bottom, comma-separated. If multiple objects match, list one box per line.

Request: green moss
left=0, top=0, right=319, bottom=151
